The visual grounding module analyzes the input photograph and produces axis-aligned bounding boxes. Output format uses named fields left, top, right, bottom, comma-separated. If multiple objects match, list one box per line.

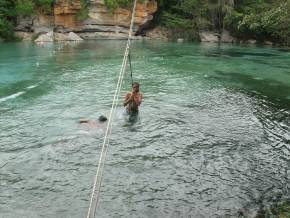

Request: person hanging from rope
left=123, top=82, right=143, bottom=114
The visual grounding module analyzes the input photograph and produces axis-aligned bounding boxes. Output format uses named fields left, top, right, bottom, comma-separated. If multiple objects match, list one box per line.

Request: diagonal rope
left=86, top=0, right=138, bottom=217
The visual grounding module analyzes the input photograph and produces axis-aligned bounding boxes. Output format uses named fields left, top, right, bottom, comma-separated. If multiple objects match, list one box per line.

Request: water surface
left=0, top=41, right=290, bottom=217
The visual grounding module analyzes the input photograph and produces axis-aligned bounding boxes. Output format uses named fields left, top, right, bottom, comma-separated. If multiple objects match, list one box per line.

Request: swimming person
left=79, top=115, right=107, bottom=128
left=123, top=82, right=143, bottom=114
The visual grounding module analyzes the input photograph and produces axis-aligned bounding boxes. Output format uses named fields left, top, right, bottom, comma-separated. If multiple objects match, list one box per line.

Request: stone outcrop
left=264, top=41, right=273, bottom=45
left=15, top=16, right=33, bottom=32
left=15, top=0, right=158, bottom=41
left=244, top=39, right=257, bottom=44
left=35, top=32, right=83, bottom=41
left=68, top=32, right=83, bottom=41
left=146, top=26, right=169, bottom=40
left=83, top=0, right=157, bottom=38
left=220, top=30, right=236, bottom=43
left=35, top=32, right=54, bottom=42
left=54, top=0, right=82, bottom=31
left=15, top=32, right=33, bottom=41
left=200, top=31, right=220, bottom=43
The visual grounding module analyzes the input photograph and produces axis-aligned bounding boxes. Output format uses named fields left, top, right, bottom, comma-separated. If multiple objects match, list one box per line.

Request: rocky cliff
left=15, top=0, right=158, bottom=41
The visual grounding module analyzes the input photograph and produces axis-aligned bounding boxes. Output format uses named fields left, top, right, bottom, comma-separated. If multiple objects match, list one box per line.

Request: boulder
left=245, top=39, right=257, bottom=44
left=54, top=32, right=68, bottom=41
left=220, top=30, right=236, bottom=43
left=264, top=41, right=273, bottom=45
left=177, top=38, right=184, bottom=43
left=35, top=31, right=54, bottom=42
left=68, top=32, right=83, bottom=41
left=200, top=31, right=219, bottom=43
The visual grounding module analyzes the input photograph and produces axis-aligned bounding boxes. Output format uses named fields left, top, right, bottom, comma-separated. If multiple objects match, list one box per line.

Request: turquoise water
left=0, top=41, right=290, bottom=217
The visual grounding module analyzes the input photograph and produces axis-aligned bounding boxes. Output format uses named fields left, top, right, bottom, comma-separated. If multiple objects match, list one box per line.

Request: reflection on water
left=0, top=41, right=290, bottom=218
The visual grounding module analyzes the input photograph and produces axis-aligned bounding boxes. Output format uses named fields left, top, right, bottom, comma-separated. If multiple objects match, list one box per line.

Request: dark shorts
left=126, top=108, right=138, bottom=115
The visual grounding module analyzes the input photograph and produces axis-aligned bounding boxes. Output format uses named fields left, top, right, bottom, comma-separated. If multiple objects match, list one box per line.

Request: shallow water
left=0, top=41, right=290, bottom=218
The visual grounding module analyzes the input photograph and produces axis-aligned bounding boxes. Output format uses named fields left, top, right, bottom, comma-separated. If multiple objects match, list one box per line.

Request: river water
left=0, top=41, right=290, bottom=218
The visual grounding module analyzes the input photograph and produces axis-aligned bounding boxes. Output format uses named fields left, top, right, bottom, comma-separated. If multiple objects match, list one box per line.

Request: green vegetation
left=0, top=0, right=17, bottom=40
left=155, top=0, right=235, bottom=41
left=103, top=0, right=144, bottom=13
left=0, top=0, right=54, bottom=41
left=0, top=0, right=88, bottom=41
left=76, top=0, right=89, bottom=21
left=156, top=0, right=290, bottom=44
left=226, top=0, right=290, bottom=44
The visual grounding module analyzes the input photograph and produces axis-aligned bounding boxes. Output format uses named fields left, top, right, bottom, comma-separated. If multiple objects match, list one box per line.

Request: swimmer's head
left=98, top=115, right=107, bottom=122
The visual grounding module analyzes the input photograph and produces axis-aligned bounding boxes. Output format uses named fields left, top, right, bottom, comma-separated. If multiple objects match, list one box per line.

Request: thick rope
left=86, top=0, right=138, bottom=217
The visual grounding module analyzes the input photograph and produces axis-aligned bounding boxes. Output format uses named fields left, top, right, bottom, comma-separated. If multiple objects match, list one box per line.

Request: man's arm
left=123, top=93, right=133, bottom=107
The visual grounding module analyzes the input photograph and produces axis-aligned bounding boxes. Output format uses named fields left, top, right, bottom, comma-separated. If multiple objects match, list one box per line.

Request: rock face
left=15, top=0, right=158, bottom=41
left=15, top=32, right=33, bottom=41
left=220, top=30, right=236, bottom=43
left=200, top=30, right=236, bottom=43
left=83, top=0, right=157, bottom=38
left=146, top=26, right=169, bottom=40
left=54, top=0, right=82, bottom=31
left=200, top=31, right=220, bottom=43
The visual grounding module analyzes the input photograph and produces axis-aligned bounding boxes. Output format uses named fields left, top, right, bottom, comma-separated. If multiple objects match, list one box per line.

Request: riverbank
left=2, top=1, right=290, bottom=46
left=5, top=27, right=279, bottom=47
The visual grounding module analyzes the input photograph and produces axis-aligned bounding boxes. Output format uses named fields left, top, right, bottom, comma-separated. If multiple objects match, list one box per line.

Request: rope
left=128, top=53, right=134, bottom=85
left=86, top=0, right=138, bottom=217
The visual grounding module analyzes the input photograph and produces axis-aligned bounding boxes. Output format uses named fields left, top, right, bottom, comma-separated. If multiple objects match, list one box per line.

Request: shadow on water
left=213, top=70, right=290, bottom=110
left=206, top=50, right=278, bottom=58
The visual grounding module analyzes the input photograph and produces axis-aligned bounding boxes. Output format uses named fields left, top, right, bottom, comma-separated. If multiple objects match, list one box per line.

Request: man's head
left=132, top=82, right=140, bottom=93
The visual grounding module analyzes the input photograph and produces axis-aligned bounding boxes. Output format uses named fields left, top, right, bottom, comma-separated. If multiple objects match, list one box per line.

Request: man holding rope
left=123, top=82, right=143, bottom=114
